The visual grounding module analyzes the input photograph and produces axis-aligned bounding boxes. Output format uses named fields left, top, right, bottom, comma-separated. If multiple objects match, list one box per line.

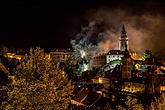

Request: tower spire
left=120, top=25, right=129, bottom=51
left=121, top=25, right=127, bottom=38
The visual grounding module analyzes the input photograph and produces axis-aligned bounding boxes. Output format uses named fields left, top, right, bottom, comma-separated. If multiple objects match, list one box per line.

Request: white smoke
left=70, top=22, right=100, bottom=72
left=84, top=8, right=165, bottom=55
left=70, top=22, right=100, bottom=59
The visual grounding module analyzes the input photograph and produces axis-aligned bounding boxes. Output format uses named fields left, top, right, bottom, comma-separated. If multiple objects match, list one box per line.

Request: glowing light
left=122, top=82, right=145, bottom=93
left=160, top=86, right=165, bottom=91
left=71, top=100, right=84, bottom=106
left=96, top=91, right=102, bottom=94
left=98, top=77, right=103, bottom=83
left=160, top=66, right=165, bottom=71
left=156, top=66, right=165, bottom=74
left=80, top=50, right=86, bottom=58
left=135, top=63, right=140, bottom=70
left=8, top=55, right=14, bottom=58
left=131, top=52, right=141, bottom=60
left=106, top=54, right=123, bottom=63
left=82, top=63, right=88, bottom=72
left=6, top=53, right=23, bottom=60
left=16, top=56, right=21, bottom=60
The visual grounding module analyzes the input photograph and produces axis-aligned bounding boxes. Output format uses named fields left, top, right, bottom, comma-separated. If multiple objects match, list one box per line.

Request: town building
left=91, top=54, right=106, bottom=69
left=50, top=49, right=73, bottom=62
left=71, top=25, right=163, bottom=109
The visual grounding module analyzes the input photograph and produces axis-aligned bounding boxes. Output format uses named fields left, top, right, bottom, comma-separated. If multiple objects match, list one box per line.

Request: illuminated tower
left=120, top=25, right=128, bottom=51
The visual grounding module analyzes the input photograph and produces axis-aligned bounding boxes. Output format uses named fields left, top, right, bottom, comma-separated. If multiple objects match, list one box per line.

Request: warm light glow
left=6, top=53, right=22, bottom=60
left=131, top=52, right=141, bottom=60
left=98, top=77, right=103, bottom=83
left=16, top=56, right=21, bottom=60
left=71, top=100, right=84, bottom=106
left=155, top=66, right=165, bottom=74
left=160, top=86, right=165, bottom=91
left=8, top=55, right=14, bottom=58
left=9, top=76, right=16, bottom=85
left=122, top=82, right=145, bottom=93
left=135, top=63, right=140, bottom=70
left=160, top=66, right=165, bottom=70
left=96, top=91, right=102, bottom=94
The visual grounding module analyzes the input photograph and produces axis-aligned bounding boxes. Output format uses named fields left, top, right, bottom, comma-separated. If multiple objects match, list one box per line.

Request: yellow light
left=135, top=63, right=140, bottom=70
left=8, top=55, right=14, bottom=58
left=160, top=86, right=165, bottom=91
left=131, top=52, right=140, bottom=60
left=17, top=57, right=21, bottom=60
left=99, top=77, right=103, bottom=83
left=160, top=66, right=165, bottom=70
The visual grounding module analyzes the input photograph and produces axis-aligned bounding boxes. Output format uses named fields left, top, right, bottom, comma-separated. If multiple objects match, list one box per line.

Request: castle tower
left=122, top=54, right=132, bottom=79
left=120, top=25, right=128, bottom=51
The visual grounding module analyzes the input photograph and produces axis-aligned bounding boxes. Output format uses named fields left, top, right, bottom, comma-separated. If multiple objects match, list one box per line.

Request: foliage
left=141, top=50, right=153, bottom=61
left=118, top=96, right=144, bottom=110
left=1, top=47, right=72, bottom=110
left=152, top=93, right=165, bottom=110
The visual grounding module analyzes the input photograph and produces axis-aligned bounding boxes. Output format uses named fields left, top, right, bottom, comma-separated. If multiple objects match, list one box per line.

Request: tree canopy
left=1, top=47, right=72, bottom=110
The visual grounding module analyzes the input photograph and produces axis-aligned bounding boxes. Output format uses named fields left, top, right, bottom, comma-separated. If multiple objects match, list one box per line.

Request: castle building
left=92, top=26, right=129, bottom=70
left=106, top=25, right=129, bottom=63
left=105, top=25, right=132, bottom=75
left=121, top=52, right=132, bottom=79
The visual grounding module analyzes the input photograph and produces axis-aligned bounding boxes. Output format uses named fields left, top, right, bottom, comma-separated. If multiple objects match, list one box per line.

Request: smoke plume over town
left=71, top=7, right=165, bottom=56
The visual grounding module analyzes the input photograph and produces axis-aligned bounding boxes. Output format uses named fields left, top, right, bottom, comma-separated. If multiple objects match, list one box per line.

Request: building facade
left=50, top=49, right=73, bottom=62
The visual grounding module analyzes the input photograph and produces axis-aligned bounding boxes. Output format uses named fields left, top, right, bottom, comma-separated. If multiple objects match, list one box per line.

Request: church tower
left=120, top=25, right=128, bottom=51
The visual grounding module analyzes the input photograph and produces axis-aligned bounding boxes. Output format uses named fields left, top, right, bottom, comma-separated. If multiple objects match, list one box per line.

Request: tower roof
left=120, top=25, right=129, bottom=51
left=121, top=25, right=127, bottom=38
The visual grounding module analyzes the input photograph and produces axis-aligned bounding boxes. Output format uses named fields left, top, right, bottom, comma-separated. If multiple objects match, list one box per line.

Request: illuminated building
left=6, top=53, right=23, bottom=60
left=70, top=25, right=164, bottom=109
left=91, top=54, right=106, bottom=68
left=121, top=51, right=132, bottom=79
left=106, top=50, right=123, bottom=64
left=105, top=25, right=129, bottom=71
left=92, top=65, right=122, bottom=98
left=122, top=81, right=145, bottom=93
left=50, top=49, right=73, bottom=62
left=130, top=52, right=141, bottom=60
left=140, top=63, right=155, bottom=73
left=159, top=75, right=165, bottom=93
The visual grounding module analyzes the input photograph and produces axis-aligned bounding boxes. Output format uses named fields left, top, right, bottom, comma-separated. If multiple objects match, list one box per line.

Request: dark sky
left=0, top=0, right=165, bottom=50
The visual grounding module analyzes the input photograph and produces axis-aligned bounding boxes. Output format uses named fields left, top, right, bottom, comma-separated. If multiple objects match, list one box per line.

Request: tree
left=141, top=50, right=153, bottom=61
left=118, top=96, right=144, bottom=110
left=152, top=93, right=165, bottom=110
left=1, top=47, right=72, bottom=110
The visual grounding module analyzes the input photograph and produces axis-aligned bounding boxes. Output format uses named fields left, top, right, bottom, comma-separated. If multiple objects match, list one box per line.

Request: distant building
left=122, top=81, right=145, bottom=93
left=71, top=25, right=163, bottom=110
left=6, top=53, right=23, bottom=60
left=106, top=50, right=123, bottom=63
left=121, top=52, right=132, bottom=79
left=105, top=25, right=129, bottom=71
left=50, top=49, right=73, bottom=62
left=92, top=65, right=122, bottom=98
left=160, top=75, right=165, bottom=92
left=139, top=58, right=156, bottom=73
left=91, top=54, right=106, bottom=69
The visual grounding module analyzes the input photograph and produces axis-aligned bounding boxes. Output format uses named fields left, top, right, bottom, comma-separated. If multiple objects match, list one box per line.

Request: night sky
left=0, top=0, right=165, bottom=50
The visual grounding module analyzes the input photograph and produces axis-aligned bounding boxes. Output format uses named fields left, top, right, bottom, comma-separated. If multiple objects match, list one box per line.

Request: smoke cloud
left=82, top=7, right=165, bottom=55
